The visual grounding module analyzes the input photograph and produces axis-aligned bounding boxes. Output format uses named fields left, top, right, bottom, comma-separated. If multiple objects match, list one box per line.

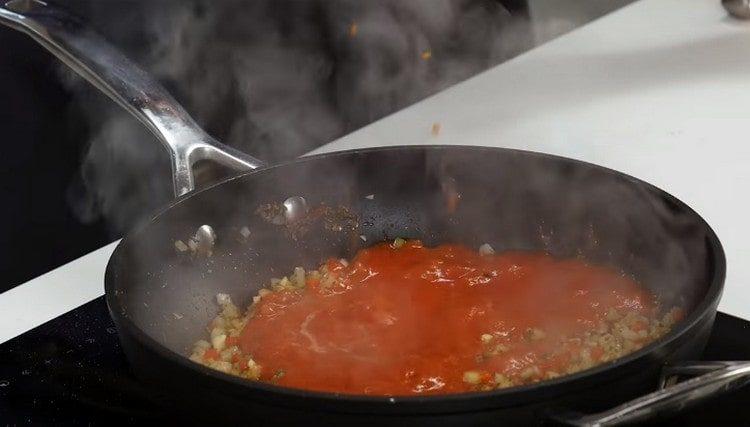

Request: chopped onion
left=520, top=366, right=540, bottom=380
left=293, top=267, right=306, bottom=287
left=462, top=371, right=481, bottom=384
left=214, top=361, right=233, bottom=373
left=247, top=358, right=260, bottom=370
left=216, top=293, right=232, bottom=306
left=193, top=340, right=211, bottom=351
left=211, top=333, right=226, bottom=351
left=246, top=358, right=262, bottom=378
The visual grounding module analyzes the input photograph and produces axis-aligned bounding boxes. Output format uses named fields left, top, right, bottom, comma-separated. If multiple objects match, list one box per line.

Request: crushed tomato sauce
left=232, top=240, right=664, bottom=395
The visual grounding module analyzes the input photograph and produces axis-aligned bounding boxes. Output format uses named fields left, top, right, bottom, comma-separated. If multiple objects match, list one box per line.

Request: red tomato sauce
left=238, top=240, right=654, bottom=395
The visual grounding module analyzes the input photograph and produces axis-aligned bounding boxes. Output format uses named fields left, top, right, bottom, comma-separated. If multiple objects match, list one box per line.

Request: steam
left=62, top=0, right=529, bottom=234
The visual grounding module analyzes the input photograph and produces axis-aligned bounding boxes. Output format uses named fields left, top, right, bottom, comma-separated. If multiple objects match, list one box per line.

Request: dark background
left=0, top=26, right=109, bottom=288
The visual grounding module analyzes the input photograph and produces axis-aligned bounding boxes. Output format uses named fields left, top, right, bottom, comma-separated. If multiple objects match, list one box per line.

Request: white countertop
left=313, top=0, right=750, bottom=316
left=2, top=0, right=749, bottom=344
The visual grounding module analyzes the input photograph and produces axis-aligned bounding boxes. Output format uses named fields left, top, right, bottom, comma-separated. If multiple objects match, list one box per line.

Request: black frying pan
left=2, top=2, right=746, bottom=426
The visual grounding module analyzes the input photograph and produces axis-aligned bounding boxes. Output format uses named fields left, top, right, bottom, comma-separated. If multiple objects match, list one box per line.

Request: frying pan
left=2, top=1, right=748, bottom=425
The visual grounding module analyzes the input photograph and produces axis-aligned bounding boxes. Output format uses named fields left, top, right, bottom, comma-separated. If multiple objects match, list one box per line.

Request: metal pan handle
left=556, top=361, right=750, bottom=426
left=0, top=0, right=265, bottom=196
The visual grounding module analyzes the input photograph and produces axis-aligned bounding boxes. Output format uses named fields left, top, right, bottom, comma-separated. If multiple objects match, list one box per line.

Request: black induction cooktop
left=1, top=297, right=749, bottom=425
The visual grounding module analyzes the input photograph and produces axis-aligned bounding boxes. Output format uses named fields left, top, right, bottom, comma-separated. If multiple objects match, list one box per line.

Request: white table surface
left=2, top=0, right=749, bottom=344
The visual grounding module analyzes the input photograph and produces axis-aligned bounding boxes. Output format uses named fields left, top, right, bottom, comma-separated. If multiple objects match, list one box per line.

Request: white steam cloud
left=62, top=0, right=532, bottom=233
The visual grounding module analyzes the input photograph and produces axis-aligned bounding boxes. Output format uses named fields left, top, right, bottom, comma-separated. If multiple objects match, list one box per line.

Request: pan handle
left=0, top=0, right=265, bottom=196
left=555, top=361, right=750, bottom=426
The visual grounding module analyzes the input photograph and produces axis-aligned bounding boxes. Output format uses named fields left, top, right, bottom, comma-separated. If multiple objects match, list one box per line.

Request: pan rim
left=104, top=144, right=726, bottom=411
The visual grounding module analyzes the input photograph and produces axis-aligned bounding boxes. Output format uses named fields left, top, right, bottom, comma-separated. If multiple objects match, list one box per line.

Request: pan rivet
left=283, top=196, right=308, bottom=224
left=194, top=224, right=217, bottom=255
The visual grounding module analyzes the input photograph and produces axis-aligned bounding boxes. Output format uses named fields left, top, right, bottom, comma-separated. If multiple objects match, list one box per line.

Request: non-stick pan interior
left=107, top=146, right=719, bottom=358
